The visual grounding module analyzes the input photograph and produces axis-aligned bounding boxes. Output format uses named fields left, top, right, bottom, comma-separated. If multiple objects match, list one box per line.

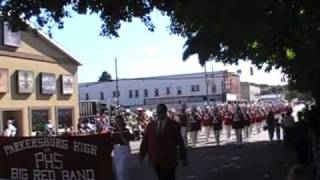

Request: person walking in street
left=281, top=111, right=295, bottom=146
left=112, top=115, right=134, bottom=180
left=139, top=104, right=188, bottom=180
left=212, top=107, right=223, bottom=146
left=274, top=111, right=282, bottom=142
left=188, top=106, right=201, bottom=147
left=294, top=111, right=313, bottom=166
left=232, top=107, right=244, bottom=145
left=266, top=110, right=276, bottom=144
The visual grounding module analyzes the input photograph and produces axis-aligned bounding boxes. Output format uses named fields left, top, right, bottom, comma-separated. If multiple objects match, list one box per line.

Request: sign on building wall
left=61, top=75, right=74, bottom=95
left=0, top=68, right=8, bottom=93
left=40, top=73, right=56, bottom=94
left=17, top=70, right=34, bottom=93
left=3, top=22, right=21, bottom=47
left=0, top=134, right=114, bottom=180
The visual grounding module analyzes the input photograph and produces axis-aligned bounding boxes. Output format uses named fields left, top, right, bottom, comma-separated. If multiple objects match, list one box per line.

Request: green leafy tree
left=1, top=0, right=319, bottom=108
left=98, top=71, right=112, bottom=82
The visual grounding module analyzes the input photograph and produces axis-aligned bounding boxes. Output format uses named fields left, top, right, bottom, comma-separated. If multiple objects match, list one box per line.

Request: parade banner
left=0, top=134, right=114, bottom=180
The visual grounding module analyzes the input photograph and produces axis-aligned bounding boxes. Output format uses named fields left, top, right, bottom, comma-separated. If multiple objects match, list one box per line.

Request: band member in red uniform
left=188, top=106, right=201, bottom=147
left=177, top=105, right=189, bottom=147
left=139, top=104, right=188, bottom=180
left=212, top=107, right=223, bottom=146
left=242, top=108, right=252, bottom=138
left=200, top=107, right=213, bottom=142
left=255, top=108, right=263, bottom=134
left=232, top=107, right=244, bottom=145
left=249, top=107, right=257, bottom=134
left=223, top=107, right=233, bottom=140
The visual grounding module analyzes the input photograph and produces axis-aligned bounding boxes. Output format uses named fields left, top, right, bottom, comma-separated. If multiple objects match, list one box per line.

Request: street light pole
left=115, top=58, right=119, bottom=107
left=204, top=63, right=210, bottom=105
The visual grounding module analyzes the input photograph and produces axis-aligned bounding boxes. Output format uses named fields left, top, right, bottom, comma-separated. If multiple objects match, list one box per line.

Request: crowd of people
left=77, top=101, right=298, bottom=180
left=2, top=100, right=318, bottom=180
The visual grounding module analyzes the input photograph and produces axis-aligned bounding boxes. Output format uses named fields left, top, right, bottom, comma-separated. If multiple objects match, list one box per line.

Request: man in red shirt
left=139, top=104, right=188, bottom=180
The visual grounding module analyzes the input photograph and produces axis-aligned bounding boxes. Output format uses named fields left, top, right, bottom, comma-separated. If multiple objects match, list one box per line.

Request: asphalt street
left=127, top=129, right=296, bottom=180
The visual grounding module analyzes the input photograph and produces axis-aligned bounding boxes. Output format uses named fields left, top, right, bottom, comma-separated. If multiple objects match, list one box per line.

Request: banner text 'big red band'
left=0, top=134, right=114, bottom=180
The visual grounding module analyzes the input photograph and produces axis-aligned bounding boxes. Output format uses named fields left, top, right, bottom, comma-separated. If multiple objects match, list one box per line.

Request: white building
left=79, top=71, right=241, bottom=109
left=240, top=82, right=261, bottom=102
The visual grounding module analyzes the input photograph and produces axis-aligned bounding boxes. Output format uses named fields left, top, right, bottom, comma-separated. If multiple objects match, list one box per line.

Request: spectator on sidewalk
left=112, top=115, right=134, bottom=180
left=139, top=104, right=188, bottom=180
left=3, top=119, right=17, bottom=137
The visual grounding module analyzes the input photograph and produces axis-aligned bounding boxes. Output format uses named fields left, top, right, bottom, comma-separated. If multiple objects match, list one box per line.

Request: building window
left=191, top=85, right=200, bottom=92
left=85, top=93, right=89, bottom=100
left=166, top=87, right=170, bottom=95
left=100, top=92, right=104, bottom=100
left=57, top=108, right=73, bottom=130
left=135, top=89, right=139, bottom=98
left=196, top=85, right=200, bottom=91
left=144, top=89, right=148, bottom=97
left=154, top=88, right=159, bottom=97
left=31, top=109, right=49, bottom=132
left=177, top=86, right=182, bottom=95
left=211, top=84, right=216, bottom=93
left=113, top=90, right=120, bottom=98
left=129, top=90, right=133, bottom=98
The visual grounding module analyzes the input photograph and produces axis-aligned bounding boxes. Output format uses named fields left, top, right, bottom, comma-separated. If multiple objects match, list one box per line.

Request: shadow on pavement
left=128, top=141, right=296, bottom=180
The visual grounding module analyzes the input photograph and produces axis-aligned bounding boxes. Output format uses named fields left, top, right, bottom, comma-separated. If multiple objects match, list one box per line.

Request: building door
left=1, top=110, right=23, bottom=136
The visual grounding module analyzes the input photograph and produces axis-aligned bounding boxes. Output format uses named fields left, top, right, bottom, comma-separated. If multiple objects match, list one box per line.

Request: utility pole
left=115, top=58, right=119, bottom=108
left=210, top=61, right=215, bottom=104
left=204, top=63, right=210, bottom=105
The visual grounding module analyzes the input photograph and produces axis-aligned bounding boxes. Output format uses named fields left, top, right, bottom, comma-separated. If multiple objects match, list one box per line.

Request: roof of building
left=79, top=70, right=235, bottom=87
left=33, top=28, right=82, bottom=66
left=120, top=70, right=229, bottom=80
left=24, top=22, right=82, bottom=66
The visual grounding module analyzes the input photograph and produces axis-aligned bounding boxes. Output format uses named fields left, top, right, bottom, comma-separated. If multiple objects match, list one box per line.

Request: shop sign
left=61, top=75, right=74, bottom=95
left=17, top=70, right=34, bottom=94
left=0, top=68, right=8, bottom=93
left=41, top=73, right=55, bottom=94
left=3, top=22, right=21, bottom=47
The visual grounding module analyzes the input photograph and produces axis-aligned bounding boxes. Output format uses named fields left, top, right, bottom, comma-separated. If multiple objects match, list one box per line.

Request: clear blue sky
left=47, top=10, right=285, bottom=85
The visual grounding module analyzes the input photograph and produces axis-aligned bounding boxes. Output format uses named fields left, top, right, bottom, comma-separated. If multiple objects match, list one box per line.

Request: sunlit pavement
left=127, top=129, right=296, bottom=180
